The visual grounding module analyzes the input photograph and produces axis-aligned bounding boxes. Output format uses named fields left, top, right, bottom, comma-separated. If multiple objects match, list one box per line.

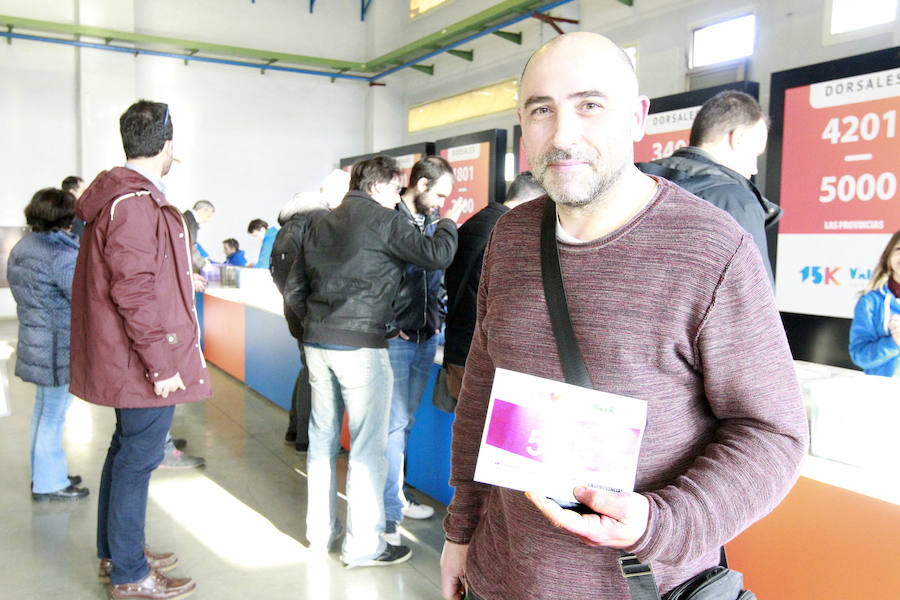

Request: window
left=830, top=0, right=896, bottom=34
left=410, top=0, right=451, bottom=20
left=691, top=14, right=755, bottom=69
left=408, top=79, right=518, bottom=133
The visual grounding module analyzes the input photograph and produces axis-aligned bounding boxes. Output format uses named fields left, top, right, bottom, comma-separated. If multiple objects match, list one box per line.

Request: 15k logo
left=800, top=266, right=841, bottom=285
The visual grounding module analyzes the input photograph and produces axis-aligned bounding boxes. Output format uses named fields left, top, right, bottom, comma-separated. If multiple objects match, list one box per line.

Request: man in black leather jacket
left=383, top=157, right=457, bottom=538
left=638, top=90, right=781, bottom=287
left=283, top=155, right=462, bottom=568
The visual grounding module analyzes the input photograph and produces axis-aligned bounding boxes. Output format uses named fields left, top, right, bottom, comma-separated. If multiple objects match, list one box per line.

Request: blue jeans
left=30, top=384, right=74, bottom=493
left=304, top=345, right=392, bottom=565
left=97, top=406, right=174, bottom=585
left=384, top=335, right=438, bottom=523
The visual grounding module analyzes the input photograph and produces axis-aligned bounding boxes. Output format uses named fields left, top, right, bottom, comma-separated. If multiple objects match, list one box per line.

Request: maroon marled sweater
left=444, top=178, right=809, bottom=600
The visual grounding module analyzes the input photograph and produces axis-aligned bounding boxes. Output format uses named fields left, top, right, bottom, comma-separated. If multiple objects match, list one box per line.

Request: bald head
left=516, top=32, right=650, bottom=210
left=519, top=33, right=639, bottom=109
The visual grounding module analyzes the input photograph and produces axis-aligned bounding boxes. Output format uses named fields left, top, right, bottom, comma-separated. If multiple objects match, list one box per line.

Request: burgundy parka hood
left=69, top=166, right=211, bottom=408
left=77, top=167, right=166, bottom=223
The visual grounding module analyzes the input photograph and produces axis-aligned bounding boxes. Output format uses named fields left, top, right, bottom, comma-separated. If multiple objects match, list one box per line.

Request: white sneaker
left=401, top=499, right=434, bottom=520
left=382, top=521, right=401, bottom=546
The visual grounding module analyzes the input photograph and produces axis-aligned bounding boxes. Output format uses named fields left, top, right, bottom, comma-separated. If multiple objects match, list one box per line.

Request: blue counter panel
left=195, top=292, right=204, bottom=351
left=406, top=364, right=455, bottom=506
left=244, top=306, right=300, bottom=411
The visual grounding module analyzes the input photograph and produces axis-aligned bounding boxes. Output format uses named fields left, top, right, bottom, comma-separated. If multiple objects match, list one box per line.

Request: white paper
left=473, top=368, right=648, bottom=504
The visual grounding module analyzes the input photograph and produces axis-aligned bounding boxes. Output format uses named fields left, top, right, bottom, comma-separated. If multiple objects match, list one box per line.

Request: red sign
left=633, top=106, right=698, bottom=163
left=440, top=141, right=491, bottom=225
left=518, top=134, right=530, bottom=173
left=779, top=75, right=899, bottom=234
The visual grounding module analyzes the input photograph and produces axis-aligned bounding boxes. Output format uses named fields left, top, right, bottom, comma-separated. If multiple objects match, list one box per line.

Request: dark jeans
left=287, top=342, right=312, bottom=446
left=97, top=405, right=174, bottom=585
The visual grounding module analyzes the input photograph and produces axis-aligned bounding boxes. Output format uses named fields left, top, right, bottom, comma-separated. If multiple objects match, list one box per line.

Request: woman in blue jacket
left=849, top=230, right=900, bottom=376
left=7, top=188, right=88, bottom=500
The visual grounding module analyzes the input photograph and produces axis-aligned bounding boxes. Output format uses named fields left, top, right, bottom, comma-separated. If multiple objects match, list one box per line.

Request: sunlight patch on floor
left=149, top=474, right=309, bottom=568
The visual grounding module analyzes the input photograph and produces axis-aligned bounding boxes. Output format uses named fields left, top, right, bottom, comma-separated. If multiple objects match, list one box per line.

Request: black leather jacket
left=283, top=191, right=458, bottom=349
left=390, top=200, right=446, bottom=342
left=270, top=209, right=328, bottom=340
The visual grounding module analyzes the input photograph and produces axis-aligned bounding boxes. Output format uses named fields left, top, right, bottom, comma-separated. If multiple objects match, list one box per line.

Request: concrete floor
left=0, top=319, right=447, bottom=599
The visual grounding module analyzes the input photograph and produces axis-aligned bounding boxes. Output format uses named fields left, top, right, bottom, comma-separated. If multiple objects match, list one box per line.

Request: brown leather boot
left=99, top=549, right=178, bottom=583
left=108, top=569, right=195, bottom=600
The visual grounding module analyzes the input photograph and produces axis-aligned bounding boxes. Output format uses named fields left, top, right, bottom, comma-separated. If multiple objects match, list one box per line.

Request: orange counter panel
left=727, top=476, right=900, bottom=599
left=202, top=294, right=245, bottom=381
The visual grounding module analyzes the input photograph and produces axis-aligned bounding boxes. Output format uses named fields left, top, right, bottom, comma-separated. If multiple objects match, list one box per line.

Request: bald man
left=441, top=32, right=808, bottom=600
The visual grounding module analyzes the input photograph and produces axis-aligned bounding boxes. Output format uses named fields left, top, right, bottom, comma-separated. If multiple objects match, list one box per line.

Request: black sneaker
left=284, top=430, right=298, bottom=445
left=351, top=544, right=411, bottom=568
left=32, top=484, right=89, bottom=501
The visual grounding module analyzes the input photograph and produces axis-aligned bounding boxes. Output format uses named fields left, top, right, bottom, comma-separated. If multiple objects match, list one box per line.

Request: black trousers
left=287, top=342, right=312, bottom=446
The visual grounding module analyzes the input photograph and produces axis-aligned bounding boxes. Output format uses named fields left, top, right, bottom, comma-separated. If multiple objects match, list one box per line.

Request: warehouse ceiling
left=0, top=0, right=633, bottom=83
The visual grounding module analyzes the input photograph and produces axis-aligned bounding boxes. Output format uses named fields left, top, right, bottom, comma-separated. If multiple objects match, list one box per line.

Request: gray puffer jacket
left=7, top=230, right=79, bottom=386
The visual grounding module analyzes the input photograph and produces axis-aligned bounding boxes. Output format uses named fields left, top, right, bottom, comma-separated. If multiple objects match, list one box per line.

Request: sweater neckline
left=553, top=177, right=666, bottom=250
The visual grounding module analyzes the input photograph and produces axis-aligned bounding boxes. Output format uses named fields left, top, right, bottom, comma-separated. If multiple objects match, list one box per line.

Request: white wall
left=0, top=0, right=369, bottom=292
left=0, top=0, right=369, bottom=315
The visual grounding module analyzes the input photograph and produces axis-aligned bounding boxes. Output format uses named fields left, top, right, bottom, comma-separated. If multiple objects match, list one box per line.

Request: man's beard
left=533, top=148, right=625, bottom=208
left=412, top=192, right=436, bottom=216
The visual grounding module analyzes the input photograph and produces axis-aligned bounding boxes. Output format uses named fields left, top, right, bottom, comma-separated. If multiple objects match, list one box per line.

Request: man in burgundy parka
left=70, top=100, right=210, bottom=600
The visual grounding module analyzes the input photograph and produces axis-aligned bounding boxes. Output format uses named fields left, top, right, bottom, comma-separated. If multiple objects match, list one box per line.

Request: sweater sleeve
left=443, top=232, right=496, bottom=544
left=104, top=196, right=178, bottom=381
left=849, top=293, right=900, bottom=370
left=629, top=235, right=809, bottom=565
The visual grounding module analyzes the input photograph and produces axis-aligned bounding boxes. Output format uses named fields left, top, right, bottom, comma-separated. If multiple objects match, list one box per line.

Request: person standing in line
left=182, top=199, right=215, bottom=275
left=849, top=231, right=900, bottom=376
left=8, top=188, right=89, bottom=501
left=442, top=171, right=545, bottom=398
left=283, top=156, right=461, bottom=568
left=153, top=200, right=214, bottom=469
left=70, top=100, right=210, bottom=599
left=440, top=32, right=808, bottom=600
left=61, top=175, right=87, bottom=237
left=248, top=218, right=278, bottom=269
left=270, top=191, right=330, bottom=452
left=382, top=156, right=457, bottom=544
left=637, top=90, right=781, bottom=287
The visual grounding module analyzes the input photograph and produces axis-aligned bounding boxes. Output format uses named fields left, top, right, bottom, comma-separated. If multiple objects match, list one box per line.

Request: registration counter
left=199, top=276, right=900, bottom=599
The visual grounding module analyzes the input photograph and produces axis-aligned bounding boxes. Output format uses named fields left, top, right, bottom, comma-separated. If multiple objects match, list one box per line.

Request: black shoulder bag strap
left=539, top=199, right=663, bottom=600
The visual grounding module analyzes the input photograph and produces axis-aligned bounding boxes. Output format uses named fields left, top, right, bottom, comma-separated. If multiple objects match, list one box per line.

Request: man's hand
left=444, top=199, right=466, bottom=224
left=192, top=273, right=207, bottom=292
left=154, top=372, right=186, bottom=398
left=440, top=540, right=469, bottom=600
left=525, top=486, right=650, bottom=548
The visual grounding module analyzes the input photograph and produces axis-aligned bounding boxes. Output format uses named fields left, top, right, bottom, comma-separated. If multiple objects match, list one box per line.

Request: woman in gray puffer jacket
left=7, top=188, right=88, bottom=501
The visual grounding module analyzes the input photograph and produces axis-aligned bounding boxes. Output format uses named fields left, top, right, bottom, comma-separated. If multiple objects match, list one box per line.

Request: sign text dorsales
left=633, top=106, right=700, bottom=163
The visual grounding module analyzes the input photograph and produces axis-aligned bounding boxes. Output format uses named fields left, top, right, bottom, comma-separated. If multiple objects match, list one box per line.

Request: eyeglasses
left=162, top=104, right=170, bottom=129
